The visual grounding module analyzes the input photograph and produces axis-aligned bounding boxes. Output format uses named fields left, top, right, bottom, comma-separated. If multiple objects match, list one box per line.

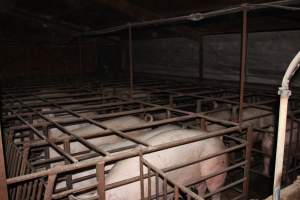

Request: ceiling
left=0, top=0, right=300, bottom=45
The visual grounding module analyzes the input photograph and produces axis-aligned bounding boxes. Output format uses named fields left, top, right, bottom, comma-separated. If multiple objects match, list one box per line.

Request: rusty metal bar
left=44, top=174, right=57, bottom=200
left=7, top=125, right=242, bottom=185
left=83, top=0, right=300, bottom=36
left=243, top=126, right=253, bottom=199
left=238, top=6, right=248, bottom=123
left=139, top=152, right=145, bottom=200
left=33, top=94, right=150, bottom=147
left=0, top=124, right=9, bottom=200
left=129, top=25, right=134, bottom=99
left=96, top=161, right=106, bottom=200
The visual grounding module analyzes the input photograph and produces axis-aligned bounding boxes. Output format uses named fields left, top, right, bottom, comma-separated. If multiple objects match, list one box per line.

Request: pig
left=262, top=119, right=298, bottom=176
left=204, top=106, right=298, bottom=176
left=49, top=115, right=151, bottom=157
left=54, top=124, right=182, bottom=195
left=105, top=129, right=228, bottom=200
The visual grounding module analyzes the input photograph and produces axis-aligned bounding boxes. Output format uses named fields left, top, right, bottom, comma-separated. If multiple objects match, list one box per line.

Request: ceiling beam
left=96, top=0, right=202, bottom=41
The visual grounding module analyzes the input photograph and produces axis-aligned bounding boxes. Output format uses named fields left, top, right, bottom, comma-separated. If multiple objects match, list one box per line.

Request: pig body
left=49, top=115, right=150, bottom=157
left=205, top=107, right=298, bottom=176
left=105, top=129, right=228, bottom=200
left=55, top=124, right=182, bottom=195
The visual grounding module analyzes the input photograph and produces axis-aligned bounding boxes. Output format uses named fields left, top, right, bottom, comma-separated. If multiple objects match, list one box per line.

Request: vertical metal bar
left=238, top=6, right=248, bottom=123
left=21, top=166, right=30, bottom=200
left=25, top=178, right=33, bottom=200
left=96, top=161, right=106, bottom=200
left=163, top=178, right=167, bottom=200
left=148, top=166, right=151, bottom=200
left=0, top=124, right=9, bottom=200
left=155, top=173, right=159, bottom=200
left=63, top=139, right=72, bottom=190
left=198, top=37, right=203, bottom=82
left=30, top=180, right=38, bottom=200
left=43, top=125, right=51, bottom=169
left=196, top=100, right=202, bottom=113
left=200, top=118, right=207, bottom=131
left=16, top=144, right=30, bottom=199
left=243, top=126, right=253, bottom=199
left=44, top=174, right=57, bottom=200
left=79, top=37, right=83, bottom=82
left=128, top=25, right=134, bottom=99
left=139, top=152, right=145, bottom=200
left=174, top=186, right=180, bottom=200
left=36, top=181, right=43, bottom=200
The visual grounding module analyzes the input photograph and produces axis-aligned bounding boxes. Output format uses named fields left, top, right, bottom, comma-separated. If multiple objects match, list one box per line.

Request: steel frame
left=1, top=81, right=255, bottom=200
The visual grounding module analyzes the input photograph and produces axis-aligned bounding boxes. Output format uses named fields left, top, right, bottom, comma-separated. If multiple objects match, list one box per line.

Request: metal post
left=139, top=151, right=145, bottom=200
left=128, top=25, right=134, bottom=99
left=96, top=161, right=105, bottom=200
left=79, top=37, right=83, bottom=83
left=44, top=174, right=57, bottom=200
left=0, top=124, right=9, bottom=200
left=243, top=126, right=253, bottom=199
left=238, top=6, right=248, bottom=123
left=198, top=37, right=203, bottom=82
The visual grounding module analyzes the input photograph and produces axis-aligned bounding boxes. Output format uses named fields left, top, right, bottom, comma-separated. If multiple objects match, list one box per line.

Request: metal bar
left=83, top=0, right=300, bottom=36
left=11, top=96, right=110, bottom=157
left=0, top=124, right=9, bottom=200
left=243, top=127, right=253, bottom=199
left=96, top=161, right=106, bottom=200
left=44, top=174, right=57, bottom=200
left=139, top=152, right=145, bottom=200
left=238, top=7, right=248, bottom=123
left=51, top=143, right=245, bottom=199
left=63, top=140, right=73, bottom=190
left=33, top=95, right=149, bottom=147
left=129, top=25, right=133, bottom=99
left=7, top=125, right=243, bottom=185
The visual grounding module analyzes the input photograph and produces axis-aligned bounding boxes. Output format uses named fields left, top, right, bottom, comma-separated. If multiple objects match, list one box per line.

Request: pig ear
left=144, top=113, right=153, bottom=122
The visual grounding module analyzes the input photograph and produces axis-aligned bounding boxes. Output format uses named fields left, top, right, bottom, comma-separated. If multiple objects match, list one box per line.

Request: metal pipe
left=83, top=0, right=299, bottom=37
left=273, top=51, right=300, bottom=200
left=239, top=6, right=248, bottom=123
left=129, top=25, right=134, bottom=99
left=0, top=124, right=9, bottom=200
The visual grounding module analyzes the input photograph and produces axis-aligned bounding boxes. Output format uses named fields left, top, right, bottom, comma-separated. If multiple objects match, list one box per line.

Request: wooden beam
left=96, top=0, right=201, bottom=41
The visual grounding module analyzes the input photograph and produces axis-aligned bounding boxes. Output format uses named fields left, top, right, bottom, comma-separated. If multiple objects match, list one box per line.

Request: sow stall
left=1, top=83, right=252, bottom=200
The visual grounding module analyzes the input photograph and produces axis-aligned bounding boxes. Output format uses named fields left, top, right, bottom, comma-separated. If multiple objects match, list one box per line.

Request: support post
left=44, top=174, right=57, bottom=200
left=238, top=6, right=248, bottom=123
left=198, top=37, right=203, bottom=82
left=128, top=25, right=133, bottom=99
left=79, top=37, right=83, bottom=83
left=96, top=161, right=105, bottom=200
left=0, top=124, right=9, bottom=200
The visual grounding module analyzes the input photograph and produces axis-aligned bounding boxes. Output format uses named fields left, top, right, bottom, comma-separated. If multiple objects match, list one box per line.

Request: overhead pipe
left=273, top=51, right=300, bottom=200
left=82, top=0, right=300, bottom=37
